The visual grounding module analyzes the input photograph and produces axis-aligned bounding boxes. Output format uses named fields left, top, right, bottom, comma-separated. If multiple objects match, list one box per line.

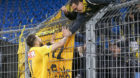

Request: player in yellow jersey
left=26, top=27, right=71, bottom=78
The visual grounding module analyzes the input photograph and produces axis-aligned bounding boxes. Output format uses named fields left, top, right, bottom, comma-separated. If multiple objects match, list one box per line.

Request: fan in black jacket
left=61, top=0, right=119, bottom=34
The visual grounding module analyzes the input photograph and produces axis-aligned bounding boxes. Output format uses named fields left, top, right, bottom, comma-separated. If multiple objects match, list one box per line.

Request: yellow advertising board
left=37, top=27, right=75, bottom=78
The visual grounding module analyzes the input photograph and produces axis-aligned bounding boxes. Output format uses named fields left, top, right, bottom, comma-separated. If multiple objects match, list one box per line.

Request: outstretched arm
left=69, top=13, right=87, bottom=34
left=50, top=34, right=55, bottom=44
left=51, top=27, right=71, bottom=52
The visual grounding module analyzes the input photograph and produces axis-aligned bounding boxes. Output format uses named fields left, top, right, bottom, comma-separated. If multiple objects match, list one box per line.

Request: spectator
left=108, top=40, right=129, bottom=78
left=62, top=2, right=106, bottom=77
left=61, top=0, right=107, bottom=34
left=127, top=4, right=140, bottom=78
left=62, top=0, right=129, bottom=35
left=95, top=8, right=131, bottom=77
left=75, top=33, right=86, bottom=57
left=74, top=33, right=86, bottom=78
left=72, top=32, right=86, bottom=78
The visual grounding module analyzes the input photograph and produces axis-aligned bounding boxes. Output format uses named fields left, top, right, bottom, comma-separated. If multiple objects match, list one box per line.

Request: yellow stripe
left=17, top=25, right=26, bottom=78
left=83, top=0, right=88, bottom=12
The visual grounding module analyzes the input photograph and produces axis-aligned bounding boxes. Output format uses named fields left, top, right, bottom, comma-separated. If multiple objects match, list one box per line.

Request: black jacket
left=64, top=1, right=105, bottom=34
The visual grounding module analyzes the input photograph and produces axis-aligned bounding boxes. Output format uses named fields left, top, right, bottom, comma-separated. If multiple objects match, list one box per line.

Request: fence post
left=86, top=6, right=109, bottom=78
left=25, top=42, right=30, bottom=78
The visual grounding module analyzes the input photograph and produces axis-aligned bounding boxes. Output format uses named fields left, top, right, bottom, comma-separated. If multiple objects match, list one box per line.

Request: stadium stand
left=0, top=0, right=68, bottom=42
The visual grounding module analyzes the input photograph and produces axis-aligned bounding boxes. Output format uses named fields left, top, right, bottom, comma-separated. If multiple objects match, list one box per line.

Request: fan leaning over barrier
left=61, top=0, right=125, bottom=35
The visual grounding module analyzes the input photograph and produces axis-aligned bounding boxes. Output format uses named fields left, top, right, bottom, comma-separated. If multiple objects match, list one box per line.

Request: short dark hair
left=70, top=0, right=83, bottom=6
left=26, top=34, right=36, bottom=47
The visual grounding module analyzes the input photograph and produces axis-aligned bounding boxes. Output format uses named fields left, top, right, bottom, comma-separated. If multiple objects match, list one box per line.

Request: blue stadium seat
left=0, top=0, right=68, bottom=42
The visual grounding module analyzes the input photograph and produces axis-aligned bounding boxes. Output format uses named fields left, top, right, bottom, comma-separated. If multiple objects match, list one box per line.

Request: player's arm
left=46, top=34, right=55, bottom=45
left=50, top=34, right=55, bottom=44
left=51, top=37, right=68, bottom=52
left=38, top=27, right=71, bottom=55
left=38, top=37, right=67, bottom=55
left=51, top=27, right=71, bottom=52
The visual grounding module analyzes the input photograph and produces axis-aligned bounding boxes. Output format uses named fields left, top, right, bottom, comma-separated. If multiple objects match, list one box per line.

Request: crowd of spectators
left=96, top=4, right=140, bottom=78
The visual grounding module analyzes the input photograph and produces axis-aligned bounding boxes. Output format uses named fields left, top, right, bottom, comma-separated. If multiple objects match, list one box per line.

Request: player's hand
left=62, top=27, right=71, bottom=37
left=61, top=6, right=68, bottom=14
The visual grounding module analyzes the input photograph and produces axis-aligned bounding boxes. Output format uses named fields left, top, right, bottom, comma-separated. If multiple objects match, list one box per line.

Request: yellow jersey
left=28, top=45, right=52, bottom=78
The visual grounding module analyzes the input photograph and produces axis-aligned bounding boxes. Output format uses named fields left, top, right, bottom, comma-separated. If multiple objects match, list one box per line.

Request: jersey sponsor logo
left=28, top=51, right=36, bottom=58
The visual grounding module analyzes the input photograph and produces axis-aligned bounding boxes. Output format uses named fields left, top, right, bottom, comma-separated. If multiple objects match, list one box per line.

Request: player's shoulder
left=29, top=45, right=52, bottom=51
left=42, top=45, right=52, bottom=48
left=29, top=47, right=39, bottom=52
